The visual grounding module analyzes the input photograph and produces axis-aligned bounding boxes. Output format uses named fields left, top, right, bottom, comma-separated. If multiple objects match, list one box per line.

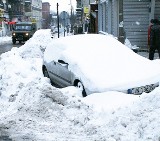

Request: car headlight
left=13, top=33, right=16, bottom=36
left=25, top=33, right=29, bottom=36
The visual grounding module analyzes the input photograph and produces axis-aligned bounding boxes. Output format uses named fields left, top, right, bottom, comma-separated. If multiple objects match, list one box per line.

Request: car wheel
left=43, top=67, right=49, bottom=78
left=76, top=81, right=87, bottom=97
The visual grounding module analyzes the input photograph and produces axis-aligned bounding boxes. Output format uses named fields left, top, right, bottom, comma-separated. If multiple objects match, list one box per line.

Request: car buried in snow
left=42, top=34, right=160, bottom=97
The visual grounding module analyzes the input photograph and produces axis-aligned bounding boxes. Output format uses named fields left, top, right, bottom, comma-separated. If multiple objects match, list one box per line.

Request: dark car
left=12, top=22, right=37, bottom=44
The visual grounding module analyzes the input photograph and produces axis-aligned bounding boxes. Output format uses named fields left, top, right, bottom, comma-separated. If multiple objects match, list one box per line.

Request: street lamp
left=57, top=3, right=59, bottom=38
left=69, top=0, right=73, bottom=33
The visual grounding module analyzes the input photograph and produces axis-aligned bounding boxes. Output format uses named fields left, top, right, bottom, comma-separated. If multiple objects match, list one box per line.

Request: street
left=0, top=129, right=12, bottom=141
left=0, top=43, right=24, bottom=55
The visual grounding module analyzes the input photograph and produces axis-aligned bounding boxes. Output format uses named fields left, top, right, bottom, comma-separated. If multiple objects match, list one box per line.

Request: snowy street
left=1, top=30, right=160, bottom=141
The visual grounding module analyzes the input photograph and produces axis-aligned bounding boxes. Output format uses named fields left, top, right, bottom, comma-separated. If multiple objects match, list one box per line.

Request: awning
left=8, top=21, right=16, bottom=25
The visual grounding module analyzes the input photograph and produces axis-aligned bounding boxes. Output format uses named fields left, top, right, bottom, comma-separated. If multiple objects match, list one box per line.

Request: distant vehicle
left=51, top=26, right=64, bottom=34
left=42, top=34, right=159, bottom=97
left=12, top=22, right=37, bottom=44
left=51, top=26, right=56, bottom=33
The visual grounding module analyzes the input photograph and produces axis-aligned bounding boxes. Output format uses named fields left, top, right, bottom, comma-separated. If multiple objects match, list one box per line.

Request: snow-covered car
left=42, top=34, right=160, bottom=97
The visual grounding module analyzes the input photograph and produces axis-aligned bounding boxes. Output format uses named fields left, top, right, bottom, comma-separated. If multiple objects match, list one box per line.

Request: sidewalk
left=0, top=30, right=12, bottom=37
left=0, top=35, right=12, bottom=45
left=137, top=50, right=159, bottom=59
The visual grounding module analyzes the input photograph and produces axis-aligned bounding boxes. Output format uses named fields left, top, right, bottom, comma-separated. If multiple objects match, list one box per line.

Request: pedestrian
left=148, top=19, right=154, bottom=47
left=149, top=19, right=160, bottom=60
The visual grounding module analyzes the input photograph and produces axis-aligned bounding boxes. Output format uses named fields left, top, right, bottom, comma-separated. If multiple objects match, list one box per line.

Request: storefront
left=0, top=7, right=4, bottom=36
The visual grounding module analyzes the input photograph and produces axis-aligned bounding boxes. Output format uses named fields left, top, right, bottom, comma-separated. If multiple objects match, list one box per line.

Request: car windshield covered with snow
left=42, top=34, right=160, bottom=97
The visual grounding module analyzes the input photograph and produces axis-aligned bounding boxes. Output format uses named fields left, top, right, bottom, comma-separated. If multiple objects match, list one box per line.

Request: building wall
left=42, top=2, right=50, bottom=29
left=8, top=0, right=25, bottom=22
left=98, top=0, right=160, bottom=49
left=123, top=0, right=150, bottom=48
left=0, top=0, right=43, bottom=36
left=99, top=0, right=119, bottom=37
left=155, top=1, right=160, bottom=19
left=32, top=0, right=42, bottom=29
left=0, top=0, right=10, bottom=36
left=98, top=1, right=107, bottom=32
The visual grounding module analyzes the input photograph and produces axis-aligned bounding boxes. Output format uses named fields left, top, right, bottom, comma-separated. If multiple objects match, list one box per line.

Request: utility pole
left=57, top=3, right=59, bottom=38
left=118, top=0, right=124, bottom=44
left=70, top=0, right=73, bottom=33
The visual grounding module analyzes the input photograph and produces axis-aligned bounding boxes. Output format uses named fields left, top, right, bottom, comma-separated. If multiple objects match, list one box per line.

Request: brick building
left=42, top=2, right=50, bottom=29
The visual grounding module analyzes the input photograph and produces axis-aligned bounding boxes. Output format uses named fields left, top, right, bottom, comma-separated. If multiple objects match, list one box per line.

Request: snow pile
left=95, top=88, right=160, bottom=141
left=125, top=38, right=139, bottom=49
left=0, top=30, right=99, bottom=140
left=0, top=29, right=160, bottom=140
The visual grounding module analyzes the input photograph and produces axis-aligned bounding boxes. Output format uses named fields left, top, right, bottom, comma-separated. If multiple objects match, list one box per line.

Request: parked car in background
left=42, top=34, right=160, bottom=97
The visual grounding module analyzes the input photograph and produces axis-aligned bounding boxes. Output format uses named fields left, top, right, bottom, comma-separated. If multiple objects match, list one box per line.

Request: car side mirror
left=58, top=60, right=68, bottom=65
left=58, top=60, right=69, bottom=69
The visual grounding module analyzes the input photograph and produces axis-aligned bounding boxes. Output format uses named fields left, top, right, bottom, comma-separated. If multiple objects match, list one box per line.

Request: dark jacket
left=150, top=23, right=160, bottom=47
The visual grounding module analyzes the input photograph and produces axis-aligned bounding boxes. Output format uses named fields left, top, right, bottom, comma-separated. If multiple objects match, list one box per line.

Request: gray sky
left=42, top=0, right=76, bottom=12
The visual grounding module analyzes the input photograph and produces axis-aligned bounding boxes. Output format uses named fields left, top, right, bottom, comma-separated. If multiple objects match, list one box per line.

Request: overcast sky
left=42, top=0, right=76, bottom=13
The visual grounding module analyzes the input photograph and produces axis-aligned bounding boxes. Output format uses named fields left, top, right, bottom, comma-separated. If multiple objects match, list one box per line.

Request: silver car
left=42, top=34, right=160, bottom=97
left=42, top=59, right=87, bottom=97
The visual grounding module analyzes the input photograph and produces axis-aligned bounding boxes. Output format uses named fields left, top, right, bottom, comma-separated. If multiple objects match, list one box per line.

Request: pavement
left=0, top=129, right=12, bottom=141
left=137, top=50, right=159, bottom=59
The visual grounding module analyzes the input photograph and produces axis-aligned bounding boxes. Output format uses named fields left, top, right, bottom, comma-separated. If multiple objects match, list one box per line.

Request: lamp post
left=57, top=3, right=59, bottom=38
left=69, top=0, right=73, bottom=33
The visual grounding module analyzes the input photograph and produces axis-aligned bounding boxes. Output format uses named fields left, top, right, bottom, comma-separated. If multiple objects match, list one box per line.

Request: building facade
left=24, top=0, right=42, bottom=29
left=8, top=0, right=25, bottom=22
left=42, top=2, right=50, bottom=29
left=0, top=0, right=42, bottom=36
left=0, top=0, right=10, bottom=36
left=98, top=0, right=160, bottom=49
left=75, top=0, right=98, bottom=33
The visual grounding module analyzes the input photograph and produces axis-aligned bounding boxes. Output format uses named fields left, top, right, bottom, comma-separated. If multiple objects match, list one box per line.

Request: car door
left=47, top=60, right=60, bottom=85
left=55, top=60, right=72, bottom=87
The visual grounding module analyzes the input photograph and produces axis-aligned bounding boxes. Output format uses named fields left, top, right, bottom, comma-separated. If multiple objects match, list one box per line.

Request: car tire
left=43, top=67, right=49, bottom=78
left=76, top=81, right=87, bottom=97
